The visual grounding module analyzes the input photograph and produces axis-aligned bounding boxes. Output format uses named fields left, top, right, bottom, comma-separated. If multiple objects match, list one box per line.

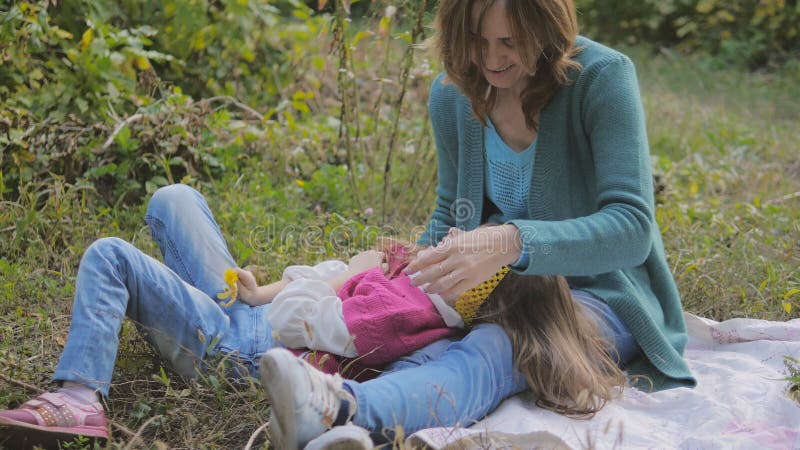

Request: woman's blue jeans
left=345, top=289, right=638, bottom=439
left=53, top=184, right=637, bottom=438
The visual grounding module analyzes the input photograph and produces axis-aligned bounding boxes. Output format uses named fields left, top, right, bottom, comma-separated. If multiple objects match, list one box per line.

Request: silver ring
left=438, top=262, right=445, bottom=276
left=447, top=272, right=455, bottom=284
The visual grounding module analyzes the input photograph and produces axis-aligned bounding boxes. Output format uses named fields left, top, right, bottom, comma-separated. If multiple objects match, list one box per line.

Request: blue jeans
left=345, top=289, right=638, bottom=439
left=53, top=184, right=276, bottom=395
left=54, top=184, right=638, bottom=437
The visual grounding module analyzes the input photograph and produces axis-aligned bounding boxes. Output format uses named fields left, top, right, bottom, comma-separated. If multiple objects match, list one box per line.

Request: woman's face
left=470, top=0, right=527, bottom=94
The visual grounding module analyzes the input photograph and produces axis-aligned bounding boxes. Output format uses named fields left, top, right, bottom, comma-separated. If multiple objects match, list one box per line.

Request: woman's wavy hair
left=432, top=0, right=582, bottom=131
left=479, top=272, right=626, bottom=417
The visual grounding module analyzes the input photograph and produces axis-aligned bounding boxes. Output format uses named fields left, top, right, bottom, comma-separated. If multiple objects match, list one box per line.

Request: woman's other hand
left=405, top=224, right=522, bottom=297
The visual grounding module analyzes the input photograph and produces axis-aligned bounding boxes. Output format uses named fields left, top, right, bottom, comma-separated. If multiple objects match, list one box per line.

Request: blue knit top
left=419, top=36, right=696, bottom=391
left=484, top=118, right=536, bottom=223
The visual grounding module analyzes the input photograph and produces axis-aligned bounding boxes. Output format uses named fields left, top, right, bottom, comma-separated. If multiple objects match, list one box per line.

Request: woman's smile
left=471, top=1, right=528, bottom=94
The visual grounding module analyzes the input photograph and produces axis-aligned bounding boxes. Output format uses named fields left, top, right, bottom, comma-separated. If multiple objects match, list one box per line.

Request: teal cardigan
left=419, top=36, right=696, bottom=391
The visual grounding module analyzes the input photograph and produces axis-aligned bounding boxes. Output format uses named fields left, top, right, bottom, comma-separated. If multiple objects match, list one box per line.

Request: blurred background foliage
left=2, top=0, right=798, bottom=205
left=576, top=0, right=800, bottom=68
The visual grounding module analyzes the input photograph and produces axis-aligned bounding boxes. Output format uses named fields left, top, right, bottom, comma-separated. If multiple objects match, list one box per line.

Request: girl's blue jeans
left=53, top=184, right=638, bottom=437
left=54, top=184, right=276, bottom=395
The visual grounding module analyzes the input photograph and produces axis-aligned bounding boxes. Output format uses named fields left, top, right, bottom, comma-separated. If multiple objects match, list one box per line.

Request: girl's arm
left=237, top=250, right=386, bottom=305
left=325, top=250, right=385, bottom=292
left=234, top=268, right=290, bottom=306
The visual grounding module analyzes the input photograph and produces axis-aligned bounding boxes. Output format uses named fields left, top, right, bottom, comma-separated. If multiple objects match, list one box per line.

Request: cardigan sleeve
left=511, top=55, right=655, bottom=276
left=418, top=73, right=460, bottom=247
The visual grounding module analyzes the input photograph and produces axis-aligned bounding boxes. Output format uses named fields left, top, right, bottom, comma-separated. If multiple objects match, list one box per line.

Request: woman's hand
left=405, top=225, right=522, bottom=298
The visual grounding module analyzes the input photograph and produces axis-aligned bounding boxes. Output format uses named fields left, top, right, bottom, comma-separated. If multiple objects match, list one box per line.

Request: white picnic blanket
left=408, top=313, right=800, bottom=449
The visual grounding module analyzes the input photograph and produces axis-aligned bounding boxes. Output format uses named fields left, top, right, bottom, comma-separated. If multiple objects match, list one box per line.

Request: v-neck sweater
left=419, top=36, right=695, bottom=391
left=484, top=118, right=536, bottom=223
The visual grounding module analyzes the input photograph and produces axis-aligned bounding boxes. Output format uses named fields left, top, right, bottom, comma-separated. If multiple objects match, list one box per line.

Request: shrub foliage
left=576, top=0, right=800, bottom=67
left=1, top=0, right=326, bottom=203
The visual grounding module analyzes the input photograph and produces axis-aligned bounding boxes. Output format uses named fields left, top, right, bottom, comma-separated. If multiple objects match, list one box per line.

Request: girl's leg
left=0, top=238, right=230, bottom=447
left=144, top=183, right=235, bottom=296
left=0, top=185, right=271, bottom=446
left=144, top=184, right=276, bottom=374
left=53, top=237, right=231, bottom=396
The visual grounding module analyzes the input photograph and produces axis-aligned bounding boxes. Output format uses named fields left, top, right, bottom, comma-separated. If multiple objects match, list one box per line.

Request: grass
left=632, top=46, right=800, bottom=321
left=1, top=23, right=799, bottom=450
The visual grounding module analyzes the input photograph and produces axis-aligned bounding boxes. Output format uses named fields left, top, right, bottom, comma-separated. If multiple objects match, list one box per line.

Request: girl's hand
left=348, top=250, right=386, bottom=273
left=234, top=267, right=259, bottom=305
left=405, top=225, right=522, bottom=297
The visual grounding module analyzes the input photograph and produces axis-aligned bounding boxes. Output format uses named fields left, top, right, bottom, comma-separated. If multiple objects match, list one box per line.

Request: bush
left=0, top=0, right=327, bottom=205
left=576, top=0, right=800, bottom=68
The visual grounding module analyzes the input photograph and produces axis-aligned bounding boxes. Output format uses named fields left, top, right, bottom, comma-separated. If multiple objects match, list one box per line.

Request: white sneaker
left=304, top=424, right=373, bottom=450
left=260, top=348, right=357, bottom=450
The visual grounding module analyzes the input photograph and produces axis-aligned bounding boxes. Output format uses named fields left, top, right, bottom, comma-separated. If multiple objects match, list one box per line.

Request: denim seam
left=343, top=380, right=369, bottom=428
left=141, top=215, right=218, bottom=357
left=144, top=214, right=197, bottom=288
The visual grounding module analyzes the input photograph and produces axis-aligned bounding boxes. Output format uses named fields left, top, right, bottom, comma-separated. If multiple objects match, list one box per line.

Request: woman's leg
left=256, top=324, right=523, bottom=449
left=347, top=290, right=638, bottom=439
left=571, top=289, right=639, bottom=365
left=346, top=323, right=527, bottom=437
left=259, top=287, right=640, bottom=447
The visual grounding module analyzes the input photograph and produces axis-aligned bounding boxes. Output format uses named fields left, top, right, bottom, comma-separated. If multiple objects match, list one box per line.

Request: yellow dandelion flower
left=217, top=268, right=238, bottom=307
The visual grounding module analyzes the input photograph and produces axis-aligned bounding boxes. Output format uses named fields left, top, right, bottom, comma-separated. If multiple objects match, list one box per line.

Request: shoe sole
left=0, top=419, right=108, bottom=450
left=321, top=442, right=371, bottom=450
left=308, top=437, right=373, bottom=450
left=260, top=350, right=298, bottom=450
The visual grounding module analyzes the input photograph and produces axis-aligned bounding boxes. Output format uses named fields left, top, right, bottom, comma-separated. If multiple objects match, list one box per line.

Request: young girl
left=246, top=238, right=624, bottom=412
left=249, top=244, right=464, bottom=374
left=258, top=0, right=696, bottom=448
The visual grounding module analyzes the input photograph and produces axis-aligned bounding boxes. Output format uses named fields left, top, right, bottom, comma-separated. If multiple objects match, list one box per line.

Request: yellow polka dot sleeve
left=454, top=266, right=510, bottom=325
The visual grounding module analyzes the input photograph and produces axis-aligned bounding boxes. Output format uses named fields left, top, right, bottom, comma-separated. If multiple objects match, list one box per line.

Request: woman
left=258, top=0, right=696, bottom=448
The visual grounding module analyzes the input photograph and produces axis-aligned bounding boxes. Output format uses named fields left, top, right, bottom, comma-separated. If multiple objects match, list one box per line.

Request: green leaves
left=575, top=0, right=800, bottom=67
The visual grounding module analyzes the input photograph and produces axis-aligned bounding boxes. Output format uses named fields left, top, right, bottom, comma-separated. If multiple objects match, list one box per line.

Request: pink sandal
left=0, top=391, right=108, bottom=448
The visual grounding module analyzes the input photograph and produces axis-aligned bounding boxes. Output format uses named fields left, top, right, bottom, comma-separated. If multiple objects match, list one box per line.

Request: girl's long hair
left=480, top=272, right=625, bottom=417
left=432, top=0, right=582, bottom=131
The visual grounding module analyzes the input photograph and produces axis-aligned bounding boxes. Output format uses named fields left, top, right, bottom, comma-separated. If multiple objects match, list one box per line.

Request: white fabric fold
left=427, top=292, right=464, bottom=328
left=282, top=260, right=349, bottom=282
left=266, top=278, right=357, bottom=358
left=408, top=270, right=465, bottom=328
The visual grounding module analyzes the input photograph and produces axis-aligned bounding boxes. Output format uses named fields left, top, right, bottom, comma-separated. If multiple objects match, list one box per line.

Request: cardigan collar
left=456, top=84, right=561, bottom=226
